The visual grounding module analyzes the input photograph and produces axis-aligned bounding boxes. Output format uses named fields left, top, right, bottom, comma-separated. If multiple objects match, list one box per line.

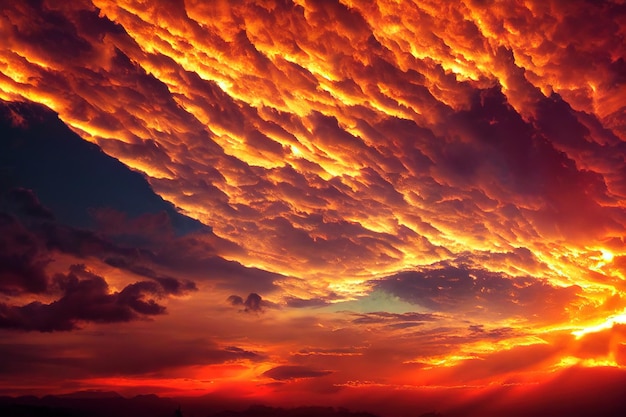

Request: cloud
left=2, top=0, right=624, bottom=290
left=7, top=188, right=54, bottom=220
left=0, top=190, right=198, bottom=294
left=0, top=213, right=50, bottom=295
left=294, top=348, right=364, bottom=358
left=0, top=186, right=201, bottom=330
left=0, top=264, right=166, bottom=332
left=228, top=293, right=274, bottom=313
left=145, top=240, right=281, bottom=294
left=0, top=337, right=264, bottom=377
left=263, top=365, right=332, bottom=381
left=84, top=341, right=264, bottom=375
left=440, top=342, right=563, bottom=384
left=104, top=257, right=196, bottom=295
left=284, top=296, right=331, bottom=308
left=351, top=311, right=437, bottom=327
left=571, top=322, right=626, bottom=363
left=373, top=261, right=581, bottom=320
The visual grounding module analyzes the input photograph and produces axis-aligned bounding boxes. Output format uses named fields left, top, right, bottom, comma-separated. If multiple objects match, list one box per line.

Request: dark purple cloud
left=104, top=257, right=196, bottom=295
left=0, top=192, right=199, bottom=297
left=373, top=261, right=581, bottom=320
left=228, top=293, right=274, bottom=313
left=0, top=264, right=166, bottom=332
left=351, top=311, right=437, bottom=325
left=0, top=187, right=200, bottom=331
left=7, top=188, right=54, bottom=220
left=0, top=213, right=50, bottom=294
left=0, top=337, right=264, bottom=377
left=263, top=365, right=332, bottom=381
left=285, top=296, right=332, bottom=308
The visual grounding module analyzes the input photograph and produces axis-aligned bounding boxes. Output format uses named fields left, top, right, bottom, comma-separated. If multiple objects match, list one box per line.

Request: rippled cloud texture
left=1, top=0, right=626, bottom=415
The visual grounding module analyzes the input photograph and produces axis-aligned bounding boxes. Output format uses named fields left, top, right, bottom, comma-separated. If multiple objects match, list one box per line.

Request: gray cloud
left=373, top=261, right=581, bottom=321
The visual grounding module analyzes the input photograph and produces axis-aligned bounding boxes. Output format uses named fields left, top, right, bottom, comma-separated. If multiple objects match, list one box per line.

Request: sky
left=1, top=0, right=626, bottom=416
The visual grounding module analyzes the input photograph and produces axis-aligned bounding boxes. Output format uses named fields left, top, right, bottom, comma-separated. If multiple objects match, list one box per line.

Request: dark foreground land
left=0, top=394, right=384, bottom=417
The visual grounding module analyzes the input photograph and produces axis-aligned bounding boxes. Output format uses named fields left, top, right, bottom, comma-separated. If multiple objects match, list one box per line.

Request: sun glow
left=572, top=310, right=626, bottom=339
left=601, top=249, right=614, bottom=263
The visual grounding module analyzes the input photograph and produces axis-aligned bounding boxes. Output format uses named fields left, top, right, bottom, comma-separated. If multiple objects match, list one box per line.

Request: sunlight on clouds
left=572, top=310, right=626, bottom=340
left=0, top=0, right=625, bottom=406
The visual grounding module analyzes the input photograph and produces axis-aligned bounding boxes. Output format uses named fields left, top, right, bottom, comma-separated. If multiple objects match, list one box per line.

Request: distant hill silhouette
left=0, top=393, right=178, bottom=417
left=211, top=405, right=381, bottom=417
left=0, top=395, right=384, bottom=417
left=55, top=391, right=124, bottom=400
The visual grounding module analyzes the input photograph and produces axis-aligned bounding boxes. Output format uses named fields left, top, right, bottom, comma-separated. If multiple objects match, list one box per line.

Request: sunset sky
left=1, top=0, right=626, bottom=415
